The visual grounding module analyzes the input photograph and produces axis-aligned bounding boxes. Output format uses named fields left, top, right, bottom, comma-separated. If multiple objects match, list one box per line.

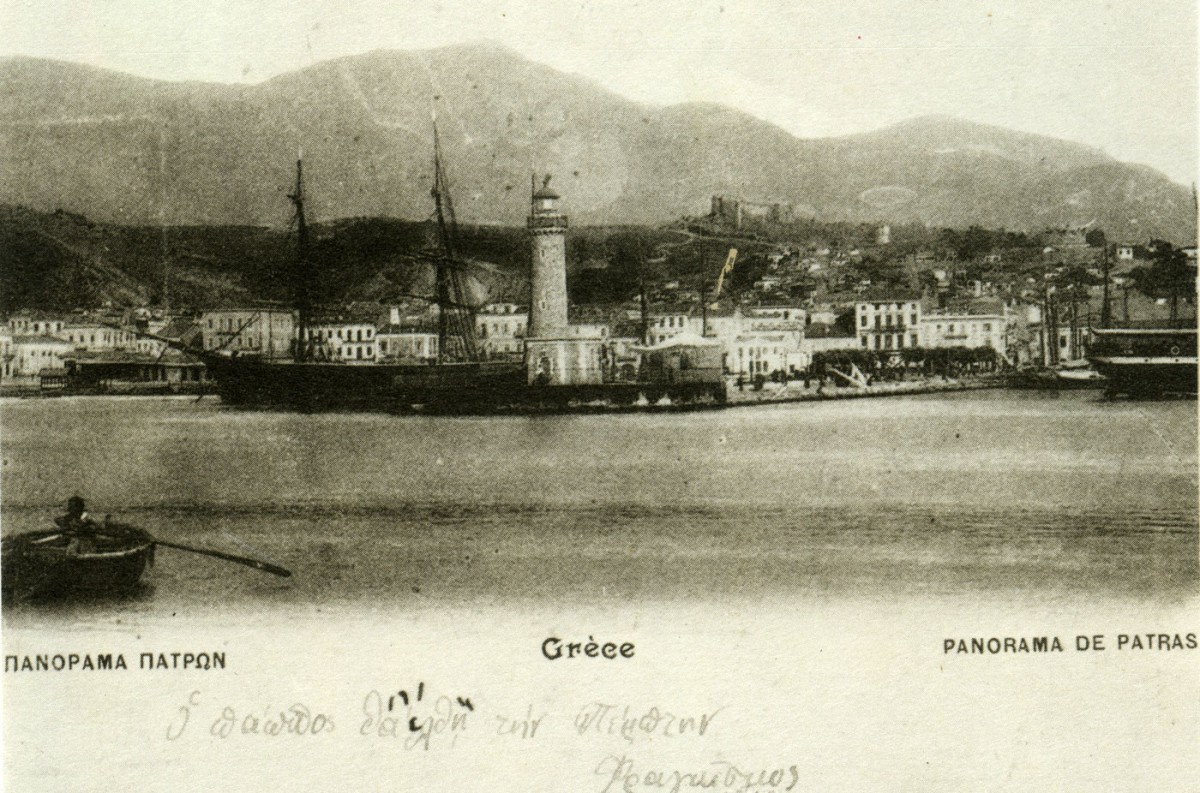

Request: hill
left=0, top=204, right=544, bottom=315
left=0, top=45, right=1194, bottom=242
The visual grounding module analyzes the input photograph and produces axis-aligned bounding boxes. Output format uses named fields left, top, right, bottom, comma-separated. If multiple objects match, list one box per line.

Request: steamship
left=180, top=133, right=725, bottom=412
left=1087, top=326, right=1198, bottom=397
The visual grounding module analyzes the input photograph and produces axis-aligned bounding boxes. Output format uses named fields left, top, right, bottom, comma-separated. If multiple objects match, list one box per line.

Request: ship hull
left=203, top=357, right=528, bottom=412
left=199, top=355, right=727, bottom=413
left=1087, top=328, right=1198, bottom=397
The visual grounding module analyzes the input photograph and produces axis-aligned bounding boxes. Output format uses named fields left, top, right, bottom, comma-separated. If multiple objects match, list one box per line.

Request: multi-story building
left=4, top=334, right=74, bottom=386
left=726, top=334, right=799, bottom=377
left=199, top=308, right=294, bottom=359
left=376, top=329, right=438, bottom=362
left=920, top=311, right=1009, bottom=352
left=647, top=306, right=807, bottom=376
left=135, top=336, right=170, bottom=356
left=308, top=322, right=377, bottom=363
left=802, top=322, right=861, bottom=357
left=7, top=313, right=66, bottom=337
left=475, top=304, right=528, bottom=356
left=647, top=312, right=694, bottom=345
left=855, top=297, right=922, bottom=351
left=59, top=322, right=138, bottom=351
left=0, top=328, right=13, bottom=381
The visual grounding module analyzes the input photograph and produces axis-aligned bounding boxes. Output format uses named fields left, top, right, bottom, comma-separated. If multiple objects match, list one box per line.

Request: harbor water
left=1, top=390, right=1196, bottom=622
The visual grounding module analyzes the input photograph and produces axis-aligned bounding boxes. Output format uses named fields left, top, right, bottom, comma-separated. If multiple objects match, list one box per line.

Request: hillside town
left=3, top=192, right=1194, bottom=399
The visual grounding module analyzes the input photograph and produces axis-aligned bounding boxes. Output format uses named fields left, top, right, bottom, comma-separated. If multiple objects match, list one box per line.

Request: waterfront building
left=855, top=296, right=922, bottom=351
left=59, top=322, right=138, bottom=351
left=198, top=308, right=294, bottom=358
left=1056, top=326, right=1087, bottom=362
left=7, top=312, right=66, bottom=337
left=0, top=328, right=12, bottom=381
left=135, top=336, right=170, bottom=356
left=806, top=304, right=841, bottom=326
left=637, top=333, right=724, bottom=385
left=376, top=329, right=438, bottom=362
left=647, top=306, right=807, bottom=377
left=732, top=306, right=808, bottom=374
left=307, top=322, right=377, bottom=363
left=727, top=333, right=802, bottom=377
left=4, top=334, right=74, bottom=387
left=528, top=336, right=641, bottom=387
left=565, top=323, right=611, bottom=339
left=64, top=349, right=207, bottom=391
left=744, top=306, right=807, bottom=331
left=802, top=322, right=861, bottom=357
left=920, top=311, right=1009, bottom=352
left=647, top=312, right=694, bottom=345
left=475, top=304, right=528, bottom=356
left=1003, top=305, right=1047, bottom=366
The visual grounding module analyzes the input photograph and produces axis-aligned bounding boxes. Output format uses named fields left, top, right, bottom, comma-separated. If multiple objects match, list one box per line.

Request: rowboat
left=1, top=524, right=156, bottom=600
left=1052, top=360, right=1106, bottom=388
left=3, top=516, right=292, bottom=601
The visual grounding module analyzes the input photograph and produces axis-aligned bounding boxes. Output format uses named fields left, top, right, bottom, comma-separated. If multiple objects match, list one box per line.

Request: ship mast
left=429, top=124, right=479, bottom=363
left=288, top=158, right=312, bottom=363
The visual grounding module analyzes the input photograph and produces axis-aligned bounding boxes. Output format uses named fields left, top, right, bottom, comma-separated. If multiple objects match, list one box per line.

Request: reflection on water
left=1, top=391, right=1196, bottom=620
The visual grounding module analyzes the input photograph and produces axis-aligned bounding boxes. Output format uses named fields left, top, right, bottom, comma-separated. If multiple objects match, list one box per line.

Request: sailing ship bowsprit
left=181, top=133, right=726, bottom=412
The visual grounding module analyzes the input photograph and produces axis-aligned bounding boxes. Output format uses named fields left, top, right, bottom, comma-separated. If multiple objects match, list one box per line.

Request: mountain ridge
left=1, top=45, right=1193, bottom=242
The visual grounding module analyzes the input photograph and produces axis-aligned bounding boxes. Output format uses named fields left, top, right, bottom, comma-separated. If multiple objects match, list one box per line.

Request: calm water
left=1, top=391, right=1196, bottom=619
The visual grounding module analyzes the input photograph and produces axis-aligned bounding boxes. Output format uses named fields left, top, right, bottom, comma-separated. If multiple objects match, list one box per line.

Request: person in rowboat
left=55, top=496, right=99, bottom=554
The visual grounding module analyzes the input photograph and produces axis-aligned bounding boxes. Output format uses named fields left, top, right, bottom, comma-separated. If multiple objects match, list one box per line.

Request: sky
left=3, top=0, right=1197, bottom=185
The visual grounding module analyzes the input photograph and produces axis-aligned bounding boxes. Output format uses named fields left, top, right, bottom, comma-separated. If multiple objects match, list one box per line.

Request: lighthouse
left=523, top=174, right=609, bottom=390
left=527, top=175, right=569, bottom=338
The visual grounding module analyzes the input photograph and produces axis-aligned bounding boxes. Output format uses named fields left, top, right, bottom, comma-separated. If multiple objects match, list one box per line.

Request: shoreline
left=0, top=375, right=1050, bottom=413
left=724, top=375, right=1005, bottom=407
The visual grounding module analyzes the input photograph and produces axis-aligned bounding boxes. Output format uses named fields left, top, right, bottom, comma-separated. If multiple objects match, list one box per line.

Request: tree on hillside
left=848, top=255, right=914, bottom=291
left=568, top=230, right=656, bottom=306
left=1085, top=228, right=1107, bottom=248
left=1130, top=240, right=1196, bottom=323
left=941, top=225, right=994, bottom=261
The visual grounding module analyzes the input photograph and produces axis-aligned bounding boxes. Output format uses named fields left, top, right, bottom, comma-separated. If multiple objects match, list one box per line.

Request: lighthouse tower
left=527, top=175, right=569, bottom=338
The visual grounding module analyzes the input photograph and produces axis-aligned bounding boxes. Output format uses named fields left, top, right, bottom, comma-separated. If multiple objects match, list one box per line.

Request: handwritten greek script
left=162, top=690, right=334, bottom=740
left=360, top=690, right=471, bottom=750
left=595, top=755, right=800, bottom=793
left=575, top=703, right=723, bottom=743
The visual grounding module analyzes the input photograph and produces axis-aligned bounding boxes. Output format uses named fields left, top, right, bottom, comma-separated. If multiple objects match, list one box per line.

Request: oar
left=153, top=539, right=292, bottom=578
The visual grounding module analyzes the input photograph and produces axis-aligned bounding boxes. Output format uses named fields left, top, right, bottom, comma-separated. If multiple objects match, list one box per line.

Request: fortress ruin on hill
left=710, top=195, right=794, bottom=228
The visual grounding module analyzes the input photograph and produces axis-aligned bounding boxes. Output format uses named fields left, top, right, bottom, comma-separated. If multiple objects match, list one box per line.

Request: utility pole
left=638, top=268, right=649, bottom=346
left=1068, top=285, right=1079, bottom=361
left=1100, top=242, right=1111, bottom=328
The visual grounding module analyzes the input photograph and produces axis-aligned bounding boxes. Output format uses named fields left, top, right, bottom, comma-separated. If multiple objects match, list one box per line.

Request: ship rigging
left=286, top=127, right=489, bottom=365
